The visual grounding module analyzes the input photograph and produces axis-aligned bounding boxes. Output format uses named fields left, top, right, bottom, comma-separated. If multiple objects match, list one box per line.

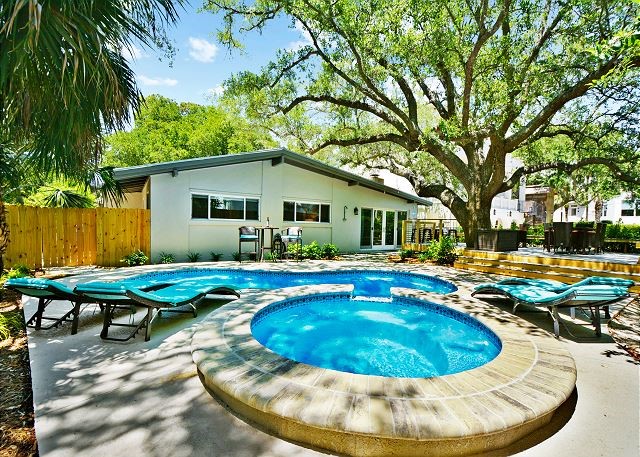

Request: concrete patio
left=24, top=261, right=639, bottom=457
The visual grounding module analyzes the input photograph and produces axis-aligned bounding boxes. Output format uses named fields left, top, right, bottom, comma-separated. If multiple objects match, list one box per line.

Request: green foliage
left=301, top=241, right=323, bottom=260
left=0, top=310, right=24, bottom=341
left=210, top=252, right=223, bottom=261
left=231, top=252, right=241, bottom=261
left=574, top=220, right=595, bottom=229
left=321, top=243, right=339, bottom=259
left=425, top=236, right=459, bottom=266
left=6, top=264, right=31, bottom=279
left=287, top=241, right=340, bottom=260
left=528, top=225, right=544, bottom=237
left=103, top=95, right=277, bottom=167
left=417, top=252, right=431, bottom=263
left=187, top=251, right=201, bottom=262
left=207, top=0, right=640, bottom=248
left=606, top=223, right=640, bottom=240
left=510, top=221, right=519, bottom=230
left=1, top=0, right=185, bottom=180
left=121, top=250, right=148, bottom=267
left=158, top=252, right=175, bottom=264
left=398, top=249, right=415, bottom=260
left=26, top=180, right=96, bottom=208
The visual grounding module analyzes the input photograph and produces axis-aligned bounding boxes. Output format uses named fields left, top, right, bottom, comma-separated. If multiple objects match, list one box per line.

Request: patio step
left=454, top=250, right=640, bottom=293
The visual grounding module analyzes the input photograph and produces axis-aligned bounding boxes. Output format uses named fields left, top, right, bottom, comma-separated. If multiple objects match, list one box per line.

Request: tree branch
left=309, top=133, right=409, bottom=154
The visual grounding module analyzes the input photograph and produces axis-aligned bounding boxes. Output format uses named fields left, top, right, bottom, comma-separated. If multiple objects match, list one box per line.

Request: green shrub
left=121, top=250, right=148, bottom=266
left=398, top=249, right=415, bottom=260
left=0, top=310, right=24, bottom=341
left=302, top=241, right=323, bottom=260
left=187, top=251, right=201, bottom=262
left=510, top=221, right=518, bottom=230
left=231, top=252, right=241, bottom=261
left=158, top=252, right=175, bottom=264
left=425, top=236, right=459, bottom=265
left=417, top=252, right=431, bottom=262
left=5, top=264, right=32, bottom=280
left=210, top=252, right=223, bottom=261
left=606, top=223, right=640, bottom=240
left=321, top=243, right=339, bottom=259
left=574, top=220, right=595, bottom=229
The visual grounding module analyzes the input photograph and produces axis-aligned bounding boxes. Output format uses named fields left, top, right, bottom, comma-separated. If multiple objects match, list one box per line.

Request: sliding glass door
left=360, top=208, right=408, bottom=249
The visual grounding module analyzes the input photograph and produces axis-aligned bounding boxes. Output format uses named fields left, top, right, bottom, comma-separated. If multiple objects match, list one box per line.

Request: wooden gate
left=3, top=205, right=150, bottom=268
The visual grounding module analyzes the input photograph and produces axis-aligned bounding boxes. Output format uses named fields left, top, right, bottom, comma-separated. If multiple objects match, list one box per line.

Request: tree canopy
left=103, top=95, right=277, bottom=167
left=208, top=0, right=640, bottom=246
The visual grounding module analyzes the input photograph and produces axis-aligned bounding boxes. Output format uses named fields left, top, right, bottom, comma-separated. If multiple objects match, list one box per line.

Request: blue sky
left=125, top=3, right=305, bottom=105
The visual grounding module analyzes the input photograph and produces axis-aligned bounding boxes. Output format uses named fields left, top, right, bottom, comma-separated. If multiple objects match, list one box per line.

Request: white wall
left=553, top=194, right=640, bottom=224
left=148, top=161, right=417, bottom=262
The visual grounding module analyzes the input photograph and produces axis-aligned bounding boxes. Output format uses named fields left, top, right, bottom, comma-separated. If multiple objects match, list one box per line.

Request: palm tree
left=0, top=0, right=185, bottom=271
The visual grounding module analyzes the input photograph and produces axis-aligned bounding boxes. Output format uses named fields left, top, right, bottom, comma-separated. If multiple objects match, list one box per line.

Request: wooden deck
left=454, top=247, right=640, bottom=293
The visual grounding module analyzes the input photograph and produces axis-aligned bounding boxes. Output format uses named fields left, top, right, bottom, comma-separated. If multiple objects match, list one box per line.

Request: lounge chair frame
left=4, top=278, right=92, bottom=335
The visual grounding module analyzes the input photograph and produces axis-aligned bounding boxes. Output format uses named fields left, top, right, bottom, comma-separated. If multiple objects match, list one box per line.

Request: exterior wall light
left=353, top=207, right=359, bottom=216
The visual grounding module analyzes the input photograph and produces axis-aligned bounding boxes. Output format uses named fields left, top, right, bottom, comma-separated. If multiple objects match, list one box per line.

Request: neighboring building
left=113, top=148, right=430, bottom=261
left=523, top=186, right=640, bottom=225
left=552, top=192, right=640, bottom=224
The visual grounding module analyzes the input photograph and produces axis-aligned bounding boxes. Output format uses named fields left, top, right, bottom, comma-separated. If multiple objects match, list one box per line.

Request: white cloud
left=286, top=21, right=313, bottom=51
left=206, top=85, right=225, bottom=98
left=121, top=44, right=147, bottom=61
left=138, top=75, right=178, bottom=87
left=188, top=37, right=218, bottom=63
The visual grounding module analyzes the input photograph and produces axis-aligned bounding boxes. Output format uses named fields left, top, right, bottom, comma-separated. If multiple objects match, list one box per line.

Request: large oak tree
left=207, top=0, right=640, bottom=247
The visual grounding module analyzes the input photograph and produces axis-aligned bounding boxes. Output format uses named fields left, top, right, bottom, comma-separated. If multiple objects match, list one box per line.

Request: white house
left=552, top=192, right=640, bottom=224
left=113, top=148, right=430, bottom=261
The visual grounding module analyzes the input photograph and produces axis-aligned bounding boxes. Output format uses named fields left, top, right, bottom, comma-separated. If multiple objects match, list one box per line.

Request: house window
left=569, top=205, right=579, bottom=217
left=602, top=203, right=608, bottom=217
left=621, top=199, right=640, bottom=217
left=191, top=193, right=259, bottom=220
left=283, top=201, right=330, bottom=223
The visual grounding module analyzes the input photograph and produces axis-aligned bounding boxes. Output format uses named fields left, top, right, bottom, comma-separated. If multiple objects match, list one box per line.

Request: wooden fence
left=3, top=205, right=151, bottom=268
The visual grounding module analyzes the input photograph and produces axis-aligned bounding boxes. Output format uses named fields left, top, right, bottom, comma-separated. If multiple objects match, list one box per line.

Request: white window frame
left=283, top=200, right=331, bottom=223
left=191, top=192, right=260, bottom=221
left=569, top=204, right=579, bottom=217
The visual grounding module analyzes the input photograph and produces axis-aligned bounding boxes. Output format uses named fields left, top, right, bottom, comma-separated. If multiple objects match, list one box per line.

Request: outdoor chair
left=281, top=226, right=302, bottom=261
left=238, top=226, right=259, bottom=262
left=471, top=283, right=630, bottom=337
left=125, top=283, right=240, bottom=341
left=552, top=222, right=573, bottom=253
left=4, top=277, right=93, bottom=335
left=543, top=222, right=554, bottom=252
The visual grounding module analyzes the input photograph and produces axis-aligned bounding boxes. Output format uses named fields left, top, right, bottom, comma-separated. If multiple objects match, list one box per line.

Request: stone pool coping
left=191, top=283, right=577, bottom=457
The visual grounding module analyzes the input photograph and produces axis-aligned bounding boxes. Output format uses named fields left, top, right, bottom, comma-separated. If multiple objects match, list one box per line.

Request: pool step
left=454, top=250, right=640, bottom=293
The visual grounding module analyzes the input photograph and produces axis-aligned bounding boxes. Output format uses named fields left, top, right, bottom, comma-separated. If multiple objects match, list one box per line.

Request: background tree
left=0, top=0, right=184, bottom=271
left=208, top=0, right=640, bottom=247
left=103, top=95, right=276, bottom=167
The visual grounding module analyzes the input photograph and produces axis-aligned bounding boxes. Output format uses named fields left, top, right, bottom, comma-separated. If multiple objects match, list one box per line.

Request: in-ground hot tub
left=191, top=283, right=576, bottom=457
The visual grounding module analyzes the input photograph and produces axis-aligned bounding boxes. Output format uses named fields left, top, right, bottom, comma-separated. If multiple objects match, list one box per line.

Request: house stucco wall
left=149, top=160, right=417, bottom=262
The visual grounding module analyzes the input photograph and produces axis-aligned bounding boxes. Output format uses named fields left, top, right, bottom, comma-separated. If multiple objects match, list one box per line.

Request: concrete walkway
left=25, top=261, right=639, bottom=457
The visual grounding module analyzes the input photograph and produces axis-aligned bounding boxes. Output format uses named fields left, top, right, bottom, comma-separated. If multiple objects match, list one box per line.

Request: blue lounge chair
left=493, top=276, right=634, bottom=319
left=124, top=283, right=240, bottom=341
left=471, top=283, right=630, bottom=337
left=4, top=278, right=92, bottom=335
left=74, top=280, right=175, bottom=342
left=496, top=276, right=634, bottom=291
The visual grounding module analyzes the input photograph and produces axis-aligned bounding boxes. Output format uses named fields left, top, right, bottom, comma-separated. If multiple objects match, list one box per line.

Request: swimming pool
left=191, top=284, right=577, bottom=457
left=251, top=294, right=501, bottom=377
left=120, top=268, right=457, bottom=297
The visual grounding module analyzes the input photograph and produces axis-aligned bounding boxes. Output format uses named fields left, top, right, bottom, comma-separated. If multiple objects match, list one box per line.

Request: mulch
left=0, top=289, right=38, bottom=457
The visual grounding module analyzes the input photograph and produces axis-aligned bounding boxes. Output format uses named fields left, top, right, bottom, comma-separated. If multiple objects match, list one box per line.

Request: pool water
left=125, top=268, right=457, bottom=297
left=251, top=294, right=501, bottom=378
